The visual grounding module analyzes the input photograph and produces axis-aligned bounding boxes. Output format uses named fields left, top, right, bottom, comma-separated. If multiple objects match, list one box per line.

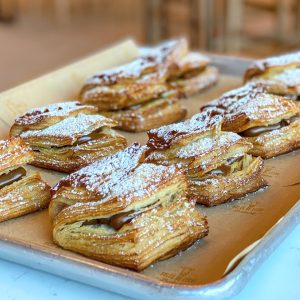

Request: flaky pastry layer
left=53, top=198, right=208, bottom=271
left=49, top=143, right=149, bottom=219
left=10, top=101, right=98, bottom=136
left=0, top=137, right=34, bottom=175
left=189, top=155, right=266, bottom=206
left=201, top=83, right=300, bottom=132
left=79, top=39, right=188, bottom=111
left=147, top=111, right=222, bottom=150
left=20, top=113, right=118, bottom=148
left=246, top=118, right=300, bottom=158
left=30, top=129, right=127, bottom=173
left=169, top=66, right=219, bottom=98
left=0, top=172, right=51, bottom=222
left=103, top=97, right=187, bottom=132
left=244, top=51, right=300, bottom=96
left=50, top=142, right=208, bottom=270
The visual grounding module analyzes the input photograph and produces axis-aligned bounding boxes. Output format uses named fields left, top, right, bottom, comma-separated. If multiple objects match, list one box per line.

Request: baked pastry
left=102, top=94, right=187, bottom=132
left=10, top=102, right=127, bottom=173
left=244, top=51, right=300, bottom=97
left=79, top=39, right=188, bottom=111
left=201, top=83, right=300, bottom=158
left=146, top=111, right=266, bottom=206
left=50, top=143, right=208, bottom=271
left=10, top=101, right=98, bottom=136
left=0, top=137, right=51, bottom=222
left=167, top=52, right=219, bottom=98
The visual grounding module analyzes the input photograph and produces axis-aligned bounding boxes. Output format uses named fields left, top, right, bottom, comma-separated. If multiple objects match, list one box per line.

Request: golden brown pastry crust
left=169, top=66, right=219, bottom=98
left=246, top=118, right=300, bottom=158
left=0, top=137, right=34, bottom=175
left=20, top=114, right=118, bottom=147
left=146, top=112, right=266, bottom=205
left=10, top=101, right=97, bottom=136
left=50, top=144, right=208, bottom=271
left=167, top=52, right=219, bottom=97
left=102, top=97, right=187, bottom=132
left=79, top=39, right=188, bottom=111
left=49, top=143, right=148, bottom=219
left=0, top=138, right=51, bottom=222
left=201, top=83, right=300, bottom=158
left=28, top=129, right=127, bottom=173
left=0, top=173, right=51, bottom=222
left=189, top=155, right=265, bottom=206
left=244, top=52, right=300, bottom=96
left=147, top=111, right=223, bottom=150
left=11, top=106, right=127, bottom=173
left=201, top=83, right=300, bottom=132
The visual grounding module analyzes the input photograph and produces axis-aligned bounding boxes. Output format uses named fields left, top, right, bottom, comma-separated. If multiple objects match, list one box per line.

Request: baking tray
left=0, top=40, right=299, bottom=300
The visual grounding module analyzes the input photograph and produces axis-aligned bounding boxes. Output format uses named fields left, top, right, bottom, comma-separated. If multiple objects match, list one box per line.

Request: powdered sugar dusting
left=147, top=111, right=222, bottom=150
left=176, top=132, right=242, bottom=159
left=20, top=113, right=114, bottom=143
left=15, top=101, right=96, bottom=126
left=202, top=82, right=299, bottom=123
left=0, top=138, right=32, bottom=171
left=250, top=51, right=300, bottom=72
left=84, top=39, right=186, bottom=88
left=52, top=143, right=147, bottom=195
left=272, top=67, right=300, bottom=86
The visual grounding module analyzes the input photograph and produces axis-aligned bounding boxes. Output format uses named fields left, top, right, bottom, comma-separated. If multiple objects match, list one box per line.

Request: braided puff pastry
left=50, top=143, right=208, bottom=271
left=244, top=51, right=300, bottom=97
left=0, top=138, right=50, bottom=222
left=10, top=102, right=127, bottom=173
left=79, top=39, right=188, bottom=111
left=146, top=112, right=266, bottom=206
left=102, top=95, right=187, bottom=132
left=201, top=83, right=300, bottom=158
left=167, top=52, right=219, bottom=98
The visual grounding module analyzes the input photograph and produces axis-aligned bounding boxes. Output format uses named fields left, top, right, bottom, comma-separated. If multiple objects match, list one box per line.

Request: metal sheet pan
left=0, top=43, right=299, bottom=300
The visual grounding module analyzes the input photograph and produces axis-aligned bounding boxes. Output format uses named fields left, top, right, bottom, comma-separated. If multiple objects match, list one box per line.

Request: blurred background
left=0, top=0, right=300, bottom=91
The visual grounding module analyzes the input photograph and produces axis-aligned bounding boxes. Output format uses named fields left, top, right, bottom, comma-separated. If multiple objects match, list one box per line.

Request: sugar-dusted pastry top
left=0, top=137, right=34, bottom=175
left=83, top=38, right=188, bottom=88
left=51, top=143, right=147, bottom=198
left=244, top=51, right=300, bottom=81
left=147, top=111, right=222, bottom=150
left=20, top=113, right=118, bottom=147
left=170, top=131, right=249, bottom=160
left=201, top=83, right=300, bottom=132
left=168, top=52, right=210, bottom=78
left=141, top=38, right=188, bottom=74
left=56, top=162, right=182, bottom=220
left=10, top=101, right=97, bottom=136
left=50, top=142, right=185, bottom=220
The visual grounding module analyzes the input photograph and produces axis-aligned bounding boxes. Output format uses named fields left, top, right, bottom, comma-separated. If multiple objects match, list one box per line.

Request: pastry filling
left=83, top=210, right=136, bottom=230
left=73, top=129, right=106, bottom=146
left=206, top=156, right=243, bottom=176
left=0, top=167, right=27, bottom=190
left=169, top=67, right=205, bottom=81
left=241, top=116, right=299, bottom=137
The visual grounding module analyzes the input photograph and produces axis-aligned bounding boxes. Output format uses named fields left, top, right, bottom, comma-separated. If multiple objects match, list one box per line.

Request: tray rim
left=0, top=49, right=299, bottom=300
